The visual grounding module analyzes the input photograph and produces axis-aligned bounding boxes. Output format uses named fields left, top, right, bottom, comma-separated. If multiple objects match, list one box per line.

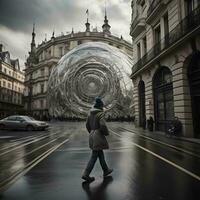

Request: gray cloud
left=0, top=0, right=84, bottom=31
left=0, top=0, right=132, bottom=68
left=0, top=0, right=41, bottom=31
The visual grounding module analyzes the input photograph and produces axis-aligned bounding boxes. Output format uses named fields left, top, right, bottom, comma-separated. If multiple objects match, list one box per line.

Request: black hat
left=94, top=97, right=104, bottom=109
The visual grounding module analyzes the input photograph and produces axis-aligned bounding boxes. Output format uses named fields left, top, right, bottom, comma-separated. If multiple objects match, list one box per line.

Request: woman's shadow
left=82, top=176, right=113, bottom=200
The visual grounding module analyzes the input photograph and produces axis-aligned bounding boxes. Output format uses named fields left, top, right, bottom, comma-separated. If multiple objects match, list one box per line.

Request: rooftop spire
left=28, top=23, right=37, bottom=64
left=105, top=0, right=107, bottom=19
left=52, top=26, right=55, bottom=38
left=31, top=23, right=36, bottom=52
left=102, top=0, right=111, bottom=34
left=85, top=9, right=90, bottom=32
left=51, top=30, right=55, bottom=39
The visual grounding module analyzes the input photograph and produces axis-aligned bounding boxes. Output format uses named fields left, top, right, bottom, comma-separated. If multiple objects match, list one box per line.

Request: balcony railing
left=132, top=5, right=200, bottom=75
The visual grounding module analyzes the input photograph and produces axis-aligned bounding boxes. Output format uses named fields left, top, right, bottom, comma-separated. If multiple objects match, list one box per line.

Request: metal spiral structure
left=47, top=42, right=133, bottom=119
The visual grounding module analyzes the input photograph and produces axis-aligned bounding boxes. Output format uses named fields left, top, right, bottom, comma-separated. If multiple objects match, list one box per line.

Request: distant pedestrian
left=147, top=116, right=154, bottom=131
left=142, top=117, right=146, bottom=130
left=82, top=97, right=113, bottom=182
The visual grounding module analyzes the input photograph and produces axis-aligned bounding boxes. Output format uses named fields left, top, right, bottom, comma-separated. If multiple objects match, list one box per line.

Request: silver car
left=0, top=115, right=49, bottom=131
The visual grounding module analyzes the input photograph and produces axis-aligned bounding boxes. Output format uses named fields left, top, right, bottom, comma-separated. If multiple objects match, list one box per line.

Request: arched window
left=188, top=52, right=200, bottom=137
left=153, top=67, right=174, bottom=131
left=138, top=80, right=146, bottom=128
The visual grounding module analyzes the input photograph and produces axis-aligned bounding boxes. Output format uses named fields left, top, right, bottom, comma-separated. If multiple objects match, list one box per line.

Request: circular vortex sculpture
left=47, top=42, right=134, bottom=119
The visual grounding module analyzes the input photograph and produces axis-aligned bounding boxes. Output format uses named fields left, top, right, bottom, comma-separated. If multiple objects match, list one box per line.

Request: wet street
left=0, top=122, right=200, bottom=200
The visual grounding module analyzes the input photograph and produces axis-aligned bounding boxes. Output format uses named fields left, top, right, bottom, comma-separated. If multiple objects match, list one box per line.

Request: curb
left=123, top=127, right=200, bottom=145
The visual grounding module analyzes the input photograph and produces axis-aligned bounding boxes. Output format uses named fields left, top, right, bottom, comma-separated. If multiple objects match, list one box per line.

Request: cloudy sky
left=0, top=0, right=132, bottom=68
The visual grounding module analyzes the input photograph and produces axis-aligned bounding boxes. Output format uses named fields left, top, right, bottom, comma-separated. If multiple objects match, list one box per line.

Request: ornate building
left=130, top=0, right=200, bottom=137
left=0, top=44, right=25, bottom=119
left=24, top=14, right=133, bottom=120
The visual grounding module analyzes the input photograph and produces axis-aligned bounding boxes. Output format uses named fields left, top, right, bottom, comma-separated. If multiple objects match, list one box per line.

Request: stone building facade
left=24, top=15, right=132, bottom=120
left=130, top=0, right=200, bottom=137
left=0, top=44, right=25, bottom=119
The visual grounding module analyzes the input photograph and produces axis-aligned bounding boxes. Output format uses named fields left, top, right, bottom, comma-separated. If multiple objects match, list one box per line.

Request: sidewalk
left=109, top=122, right=200, bottom=158
left=138, top=127, right=200, bottom=145
left=109, top=122, right=200, bottom=145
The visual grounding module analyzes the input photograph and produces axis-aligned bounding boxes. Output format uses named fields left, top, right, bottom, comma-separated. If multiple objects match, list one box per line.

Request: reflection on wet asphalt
left=0, top=122, right=200, bottom=200
left=82, top=176, right=113, bottom=200
left=0, top=122, right=72, bottom=192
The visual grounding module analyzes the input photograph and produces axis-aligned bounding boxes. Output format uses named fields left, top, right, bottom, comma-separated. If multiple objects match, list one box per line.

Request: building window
left=188, top=52, right=200, bottom=137
left=78, top=40, right=82, bottom=45
left=154, top=25, right=161, bottom=53
left=8, top=82, right=11, bottom=88
left=3, top=81, right=6, bottom=87
left=49, top=67, right=52, bottom=76
left=137, top=42, right=141, bottom=60
left=140, top=0, right=145, bottom=10
left=153, top=67, right=174, bottom=131
left=4, top=68, right=7, bottom=74
left=154, top=25, right=161, bottom=44
left=163, top=13, right=169, bottom=46
left=40, top=84, right=44, bottom=93
left=59, top=47, right=63, bottom=57
left=138, top=80, right=146, bottom=128
left=163, top=13, right=169, bottom=36
left=40, top=69, right=45, bottom=77
left=40, top=99, right=44, bottom=108
left=34, top=71, right=38, bottom=78
left=142, top=36, right=147, bottom=55
left=65, top=46, right=69, bottom=53
left=185, top=0, right=195, bottom=15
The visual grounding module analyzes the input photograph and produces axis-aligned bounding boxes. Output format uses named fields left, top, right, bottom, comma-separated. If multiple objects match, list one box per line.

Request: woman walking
left=82, top=97, right=113, bottom=182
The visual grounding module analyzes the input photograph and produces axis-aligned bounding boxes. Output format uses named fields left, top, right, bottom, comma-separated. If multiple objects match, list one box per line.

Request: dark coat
left=86, top=108, right=109, bottom=150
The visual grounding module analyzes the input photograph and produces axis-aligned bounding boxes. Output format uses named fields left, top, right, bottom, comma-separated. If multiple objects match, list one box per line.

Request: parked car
left=0, top=115, right=49, bottom=131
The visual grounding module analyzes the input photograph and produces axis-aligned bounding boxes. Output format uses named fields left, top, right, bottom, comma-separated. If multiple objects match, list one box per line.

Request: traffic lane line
left=110, top=130, right=200, bottom=182
left=0, top=134, right=70, bottom=183
left=0, top=131, right=62, bottom=156
left=0, top=138, right=70, bottom=193
left=119, top=127, right=200, bottom=155
left=113, top=128, right=200, bottom=177
left=110, top=127, right=200, bottom=159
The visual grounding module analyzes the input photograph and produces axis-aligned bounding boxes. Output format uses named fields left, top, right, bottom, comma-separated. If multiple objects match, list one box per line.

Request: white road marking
left=0, top=136, right=14, bottom=139
left=111, top=130, right=200, bottom=181
left=114, top=127, right=200, bottom=159
left=0, top=138, right=69, bottom=193
left=0, top=131, right=60, bottom=156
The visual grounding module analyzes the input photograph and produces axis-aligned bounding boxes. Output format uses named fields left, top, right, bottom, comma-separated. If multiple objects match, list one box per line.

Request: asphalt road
left=0, top=122, right=200, bottom=200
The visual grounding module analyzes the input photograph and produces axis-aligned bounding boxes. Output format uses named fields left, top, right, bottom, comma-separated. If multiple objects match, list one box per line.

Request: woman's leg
left=98, top=150, right=108, bottom=172
left=84, top=150, right=98, bottom=175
